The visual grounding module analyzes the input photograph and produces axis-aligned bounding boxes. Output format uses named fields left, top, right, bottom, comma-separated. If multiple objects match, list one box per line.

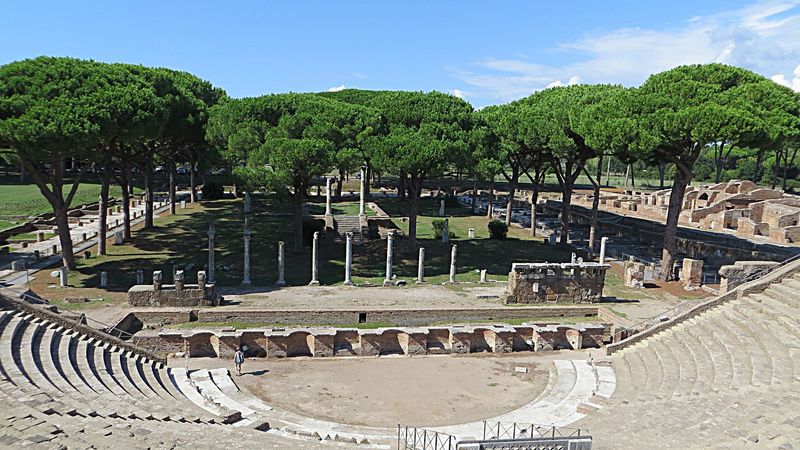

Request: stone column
left=207, top=223, right=216, bottom=283
left=197, top=271, right=207, bottom=290
left=99, top=271, right=108, bottom=288
left=416, top=247, right=425, bottom=284
left=136, top=269, right=144, bottom=285
left=242, top=228, right=252, bottom=286
left=276, top=241, right=286, bottom=287
left=344, top=232, right=353, bottom=285
left=449, top=244, right=458, bottom=283
left=325, top=177, right=333, bottom=216
left=309, top=231, right=320, bottom=285
left=244, top=192, right=251, bottom=214
left=480, top=269, right=488, bottom=283
left=359, top=167, right=366, bottom=218
left=439, top=199, right=445, bottom=217
left=384, top=231, right=394, bottom=285
left=599, top=236, right=608, bottom=265
left=571, top=253, right=577, bottom=264
left=442, top=218, right=449, bottom=244
left=59, top=266, right=68, bottom=287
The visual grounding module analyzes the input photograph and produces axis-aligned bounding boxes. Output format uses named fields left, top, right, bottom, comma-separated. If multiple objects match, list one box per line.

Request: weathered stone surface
left=718, top=260, right=780, bottom=293
left=680, top=258, right=703, bottom=290
left=623, top=261, right=646, bottom=288
left=505, top=262, right=608, bottom=304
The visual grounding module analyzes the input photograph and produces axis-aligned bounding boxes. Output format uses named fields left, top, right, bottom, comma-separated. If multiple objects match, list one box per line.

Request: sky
left=2, top=0, right=800, bottom=107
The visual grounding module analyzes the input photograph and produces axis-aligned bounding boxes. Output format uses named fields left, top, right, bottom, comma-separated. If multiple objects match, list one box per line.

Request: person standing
left=234, top=347, right=245, bottom=376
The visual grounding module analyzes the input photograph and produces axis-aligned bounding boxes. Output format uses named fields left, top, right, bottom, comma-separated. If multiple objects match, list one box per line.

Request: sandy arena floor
left=185, top=352, right=565, bottom=428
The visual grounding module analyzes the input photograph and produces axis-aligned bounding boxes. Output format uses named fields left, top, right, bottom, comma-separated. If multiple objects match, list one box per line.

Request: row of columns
left=209, top=222, right=610, bottom=288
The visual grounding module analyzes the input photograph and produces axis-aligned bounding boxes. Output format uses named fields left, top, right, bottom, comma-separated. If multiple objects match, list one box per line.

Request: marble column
left=99, top=271, right=108, bottom=288
left=439, top=199, right=445, bottom=217
left=599, top=236, right=608, bottom=265
left=449, top=244, right=458, bottom=283
left=207, top=223, right=216, bottom=283
left=325, top=177, right=333, bottom=216
left=384, top=231, right=394, bottom=285
left=242, top=227, right=252, bottom=286
left=442, top=218, right=450, bottom=244
left=309, top=231, right=320, bottom=285
left=416, top=247, right=425, bottom=284
left=359, top=167, right=366, bottom=217
left=276, top=241, right=286, bottom=287
left=59, top=266, right=68, bottom=288
left=244, top=192, right=251, bottom=214
left=343, top=232, right=353, bottom=285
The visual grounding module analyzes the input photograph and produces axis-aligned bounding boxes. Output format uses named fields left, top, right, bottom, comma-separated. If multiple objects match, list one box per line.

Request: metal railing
left=397, top=426, right=456, bottom=450
left=482, top=421, right=588, bottom=441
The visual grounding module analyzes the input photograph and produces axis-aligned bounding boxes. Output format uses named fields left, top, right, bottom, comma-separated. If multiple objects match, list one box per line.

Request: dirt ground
left=186, top=352, right=557, bottom=428
left=221, top=283, right=507, bottom=310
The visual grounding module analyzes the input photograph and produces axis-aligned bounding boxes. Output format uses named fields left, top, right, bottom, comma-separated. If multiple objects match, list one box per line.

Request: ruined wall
left=506, top=262, right=608, bottom=304
left=128, top=284, right=219, bottom=307
left=131, top=324, right=609, bottom=358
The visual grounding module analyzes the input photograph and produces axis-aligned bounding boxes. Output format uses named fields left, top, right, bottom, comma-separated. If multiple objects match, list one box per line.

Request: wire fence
left=482, top=421, right=588, bottom=441
left=397, top=426, right=456, bottom=450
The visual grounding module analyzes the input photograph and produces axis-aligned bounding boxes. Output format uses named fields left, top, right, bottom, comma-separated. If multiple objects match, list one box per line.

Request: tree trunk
left=505, top=182, right=517, bottom=226
left=398, top=175, right=406, bottom=199
left=169, top=159, right=176, bottom=215
left=487, top=182, right=494, bottom=218
left=19, top=162, right=25, bottom=183
left=189, top=157, right=197, bottom=203
left=783, top=157, right=789, bottom=192
left=658, top=164, right=666, bottom=189
left=587, top=154, right=604, bottom=258
left=623, top=164, right=630, bottom=188
left=293, top=179, right=306, bottom=253
left=54, top=204, right=77, bottom=270
left=630, top=165, right=636, bottom=188
left=530, top=185, right=539, bottom=237
left=606, top=158, right=611, bottom=187
left=97, top=168, right=110, bottom=256
left=144, top=163, right=154, bottom=229
left=559, top=181, right=573, bottom=245
left=659, top=148, right=700, bottom=281
left=471, top=177, right=477, bottom=215
left=408, top=177, right=421, bottom=254
left=365, top=165, right=372, bottom=201
left=121, top=176, right=131, bottom=240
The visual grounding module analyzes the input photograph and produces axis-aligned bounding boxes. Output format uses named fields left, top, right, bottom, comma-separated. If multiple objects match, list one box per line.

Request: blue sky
left=2, top=1, right=799, bottom=106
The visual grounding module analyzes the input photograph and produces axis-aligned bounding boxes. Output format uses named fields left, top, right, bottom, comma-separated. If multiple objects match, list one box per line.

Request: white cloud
left=454, top=0, right=800, bottom=104
left=327, top=85, right=346, bottom=92
left=771, top=63, right=800, bottom=91
left=451, top=89, right=465, bottom=99
left=546, top=76, right=583, bottom=89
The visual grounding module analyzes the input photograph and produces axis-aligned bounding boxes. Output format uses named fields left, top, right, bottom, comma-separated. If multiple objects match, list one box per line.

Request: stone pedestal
left=114, top=231, right=124, bottom=245
left=480, top=269, right=488, bottom=283
left=468, top=228, right=475, bottom=238
left=175, top=270, right=185, bottom=291
left=439, top=200, right=445, bottom=217
left=680, top=258, right=703, bottom=290
left=59, top=266, right=68, bottom=288
left=623, top=260, right=646, bottom=288
left=309, top=231, right=320, bottom=286
left=36, top=231, right=45, bottom=242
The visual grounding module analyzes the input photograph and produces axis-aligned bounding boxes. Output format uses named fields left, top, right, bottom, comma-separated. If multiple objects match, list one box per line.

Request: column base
left=342, top=280, right=353, bottom=286
left=308, top=280, right=320, bottom=286
left=275, top=280, right=286, bottom=287
left=383, top=279, right=393, bottom=286
left=241, top=280, right=252, bottom=286
left=415, top=279, right=425, bottom=284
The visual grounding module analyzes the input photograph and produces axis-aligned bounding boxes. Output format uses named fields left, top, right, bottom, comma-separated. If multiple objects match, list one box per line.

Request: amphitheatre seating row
left=0, top=306, right=340, bottom=449
left=579, top=272, right=800, bottom=448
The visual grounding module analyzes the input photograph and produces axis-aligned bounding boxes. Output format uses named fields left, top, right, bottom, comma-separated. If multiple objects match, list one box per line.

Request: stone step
left=41, top=327, right=83, bottom=395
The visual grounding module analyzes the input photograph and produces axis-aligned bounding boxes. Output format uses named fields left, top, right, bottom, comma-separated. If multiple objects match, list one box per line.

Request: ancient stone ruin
left=506, top=261, right=608, bottom=304
left=128, top=270, right=219, bottom=307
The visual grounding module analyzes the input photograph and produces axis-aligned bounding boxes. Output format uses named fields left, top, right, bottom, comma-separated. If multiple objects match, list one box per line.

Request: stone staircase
left=0, top=305, right=341, bottom=449
left=579, top=272, right=800, bottom=449
left=333, top=215, right=367, bottom=244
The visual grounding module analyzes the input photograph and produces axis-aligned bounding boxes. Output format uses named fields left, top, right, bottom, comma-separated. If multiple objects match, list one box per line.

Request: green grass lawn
left=306, top=201, right=376, bottom=216
left=8, top=231, right=56, bottom=241
left=0, top=182, right=136, bottom=218
left=0, top=220, right=19, bottom=230
left=54, top=195, right=572, bottom=290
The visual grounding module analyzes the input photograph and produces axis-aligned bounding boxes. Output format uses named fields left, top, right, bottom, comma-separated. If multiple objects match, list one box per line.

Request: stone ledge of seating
left=0, top=291, right=166, bottom=365
left=606, top=258, right=800, bottom=356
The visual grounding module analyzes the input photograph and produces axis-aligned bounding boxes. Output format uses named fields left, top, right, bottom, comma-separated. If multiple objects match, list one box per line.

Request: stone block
left=680, top=258, right=703, bottom=290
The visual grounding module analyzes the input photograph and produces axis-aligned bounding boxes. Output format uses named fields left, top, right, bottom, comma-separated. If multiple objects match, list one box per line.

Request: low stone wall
left=133, top=323, right=607, bottom=359
left=506, top=262, right=608, bottom=304
left=128, top=284, right=219, bottom=307
left=718, top=260, right=780, bottom=293
left=123, top=305, right=600, bottom=329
